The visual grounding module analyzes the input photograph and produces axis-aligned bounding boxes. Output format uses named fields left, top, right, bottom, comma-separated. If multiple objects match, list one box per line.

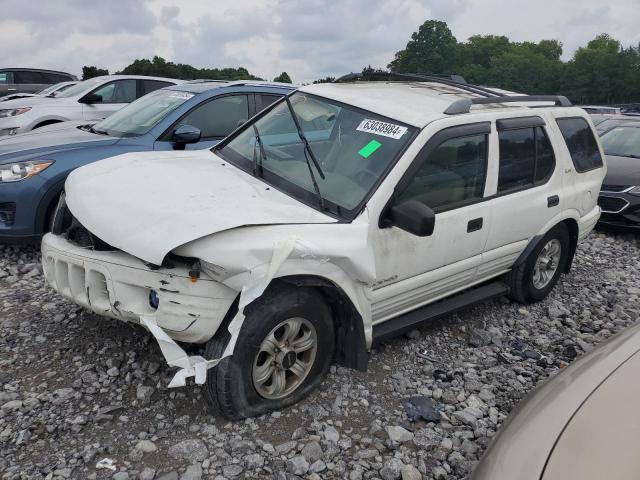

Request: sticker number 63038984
left=356, top=119, right=408, bottom=139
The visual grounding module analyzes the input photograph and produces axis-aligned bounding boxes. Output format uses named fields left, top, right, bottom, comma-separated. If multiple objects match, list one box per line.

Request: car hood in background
left=65, top=150, right=336, bottom=265
left=0, top=95, right=68, bottom=109
left=603, top=154, right=640, bottom=186
left=0, top=122, right=119, bottom=163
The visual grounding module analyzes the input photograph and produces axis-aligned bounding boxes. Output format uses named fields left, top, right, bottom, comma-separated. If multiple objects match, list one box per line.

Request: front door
left=369, top=123, right=494, bottom=325
left=82, top=79, right=137, bottom=120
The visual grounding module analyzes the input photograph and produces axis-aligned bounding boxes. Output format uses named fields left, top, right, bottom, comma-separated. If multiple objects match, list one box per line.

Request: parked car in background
left=581, top=105, right=621, bottom=115
left=472, top=322, right=640, bottom=480
left=0, top=81, right=78, bottom=102
left=0, top=68, right=77, bottom=97
left=0, top=75, right=179, bottom=137
left=0, top=81, right=294, bottom=242
left=597, top=123, right=640, bottom=229
left=42, top=74, right=605, bottom=418
left=591, top=114, right=640, bottom=136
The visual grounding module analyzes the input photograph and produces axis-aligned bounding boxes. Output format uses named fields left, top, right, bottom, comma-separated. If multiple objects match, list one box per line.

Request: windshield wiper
left=252, top=124, right=267, bottom=177
left=88, top=125, right=108, bottom=136
left=285, top=97, right=326, bottom=210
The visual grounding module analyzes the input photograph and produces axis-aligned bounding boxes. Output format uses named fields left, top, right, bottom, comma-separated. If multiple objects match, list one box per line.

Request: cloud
left=0, top=0, right=638, bottom=82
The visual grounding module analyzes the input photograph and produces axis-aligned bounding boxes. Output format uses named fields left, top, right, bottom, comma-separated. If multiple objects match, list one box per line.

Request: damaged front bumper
left=41, top=233, right=237, bottom=344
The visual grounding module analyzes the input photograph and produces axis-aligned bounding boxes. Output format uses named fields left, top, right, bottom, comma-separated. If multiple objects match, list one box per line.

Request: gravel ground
left=1, top=229, right=639, bottom=480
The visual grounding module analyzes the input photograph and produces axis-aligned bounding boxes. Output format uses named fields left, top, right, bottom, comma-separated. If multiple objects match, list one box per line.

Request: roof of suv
left=300, top=81, right=566, bottom=128
left=0, top=68, right=75, bottom=76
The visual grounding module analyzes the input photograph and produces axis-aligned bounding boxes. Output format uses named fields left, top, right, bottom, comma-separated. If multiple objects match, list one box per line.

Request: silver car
left=0, top=68, right=77, bottom=96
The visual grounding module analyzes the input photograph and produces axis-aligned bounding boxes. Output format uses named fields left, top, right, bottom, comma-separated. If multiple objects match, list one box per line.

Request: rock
left=222, top=465, right=243, bottom=478
left=244, top=453, right=264, bottom=469
left=324, top=426, right=340, bottom=443
left=401, top=464, right=422, bottom=480
left=403, top=395, right=440, bottom=422
left=140, top=468, right=156, bottom=480
left=453, top=410, right=478, bottom=427
left=156, top=472, right=179, bottom=480
left=112, top=473, right=130, bottom=480
left=380, top=458, right=404, bottom=480
left=168, top=439, right=208, bottom=463
left=301, top=441, right=323, bottom=463
left=1, top=399, right=22, bottom=411
left=135, top=440, right=157, bottom=453
left=469, top=328, right=492, bottom=347
left=107, top=367, right=120, bottom=377
left=386, top=426, right=414, bottom=443
left=179, top=464, right=203, bottom=480
left=136, top=385, right=155, bottom=404
left=310, top=460, right=327, bottom=473
left=286, top=456, right=309, bottom=475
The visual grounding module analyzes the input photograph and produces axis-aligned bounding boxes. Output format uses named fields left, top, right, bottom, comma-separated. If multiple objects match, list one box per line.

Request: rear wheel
left=204, top=285, right=335, bottom=419
left=505, top=223, right=569, bottom=304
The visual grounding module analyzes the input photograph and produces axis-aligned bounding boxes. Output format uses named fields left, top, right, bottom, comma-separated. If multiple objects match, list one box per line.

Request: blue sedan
left=0, top=81, right=295, bottom=242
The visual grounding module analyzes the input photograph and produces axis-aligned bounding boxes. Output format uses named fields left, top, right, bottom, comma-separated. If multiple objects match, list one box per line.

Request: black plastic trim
left=372, top=281, right=510, bottom=343
left=496, top=116, right=546, bottom=131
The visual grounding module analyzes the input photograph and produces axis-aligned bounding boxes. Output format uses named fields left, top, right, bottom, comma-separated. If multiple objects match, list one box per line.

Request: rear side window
left=0, top=73, right=7, bottom=84
left=46, top=73, right=73, bottom=83
left=398, top=134, right=487, bottom=210
left=142, top=80, right=174, bottom=96
left=179, top=95, right=249, bottom=138
left=556, top=118, right=603, bottom=172
left=14, top=71, right=46, bottom=84
left=256, top=94, right=282, bottom=111
left=498, top=126, right=555, bottom=193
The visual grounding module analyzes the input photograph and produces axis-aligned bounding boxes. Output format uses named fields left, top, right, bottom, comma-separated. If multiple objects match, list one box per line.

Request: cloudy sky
left=1, top=0, right=639, bottom=83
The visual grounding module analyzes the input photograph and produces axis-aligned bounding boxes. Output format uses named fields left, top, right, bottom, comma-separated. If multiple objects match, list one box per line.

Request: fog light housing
left=149, top=290, right=159, bottom=310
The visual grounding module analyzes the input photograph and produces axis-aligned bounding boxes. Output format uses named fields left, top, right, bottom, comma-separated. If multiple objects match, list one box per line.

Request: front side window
left=179, top=95, right=249, bottom=138
left=57, top=78, right=105, bottom=98
left=217, top=92, right=416, bottom=216
left=600, top=126, right=640, bottom=159
left=92, top=79, right=137, bottom=104
left=556, top=117, right=603, bottom=172
left=94, top=89, right=194, bottom=137
left=498, top=126, right=555, bottom=192
left=397, top=134, right=487, bottom=210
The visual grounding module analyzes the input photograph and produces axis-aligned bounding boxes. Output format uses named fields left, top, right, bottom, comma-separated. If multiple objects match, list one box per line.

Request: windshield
left=93, top=89, right=193, bottom=137
left=600, top=126, right=640, bottom=158
left=38, top=82, right=73, bottom=96
left=217, top=92, right=416, bottom=217
left=56, top=77, right=105, bottom=98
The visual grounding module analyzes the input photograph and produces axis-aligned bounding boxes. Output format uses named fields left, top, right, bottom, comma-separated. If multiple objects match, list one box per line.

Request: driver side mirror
left=172, top=124, right=201, bottom=144
left=79, top=93, right=102, bottom=104
left=386, top=200, right=435, bottom=236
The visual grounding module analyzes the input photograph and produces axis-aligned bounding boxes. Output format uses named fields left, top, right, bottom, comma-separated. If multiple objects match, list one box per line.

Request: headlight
left=0, top=107, right=31, bottom=118
left=0, top=161, right=53, bottom=182
left=629, top=186, right=640, bottom=196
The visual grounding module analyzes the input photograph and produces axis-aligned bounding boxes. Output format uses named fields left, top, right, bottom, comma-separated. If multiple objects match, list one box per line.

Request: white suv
left=42, top=75, right=606, bottom=418
left=0, top=75, right=179, bottom=136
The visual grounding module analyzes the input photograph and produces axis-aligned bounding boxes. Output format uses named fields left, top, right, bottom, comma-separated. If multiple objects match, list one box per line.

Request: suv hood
left=0, top=122, right=118, bottom=162
left=65, top=150, right=336, bottom=265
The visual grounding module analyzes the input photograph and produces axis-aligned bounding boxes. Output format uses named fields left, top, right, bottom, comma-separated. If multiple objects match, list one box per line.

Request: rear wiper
left=285, top=97, right=326, bottom=210
left=252, top=124, right=267, bottom=177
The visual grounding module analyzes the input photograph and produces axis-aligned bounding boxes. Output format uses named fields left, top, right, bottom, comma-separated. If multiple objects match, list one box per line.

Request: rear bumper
left=41, top=233, right=237, bottom=343
left=577, top=205, right=601, bottom=241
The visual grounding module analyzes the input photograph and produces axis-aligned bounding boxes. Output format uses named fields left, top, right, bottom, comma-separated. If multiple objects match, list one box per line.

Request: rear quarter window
left=556, top=117, right=603, bottom=172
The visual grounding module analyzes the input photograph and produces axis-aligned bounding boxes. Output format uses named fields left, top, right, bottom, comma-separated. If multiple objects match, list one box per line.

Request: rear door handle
left=548, top=195, right=559, bottom=207
left=467, top=217, right=483, bottom=233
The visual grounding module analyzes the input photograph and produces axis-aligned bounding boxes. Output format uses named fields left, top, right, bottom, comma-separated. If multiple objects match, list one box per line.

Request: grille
left=601, top=185, right=631, bottom=192
left=598, top=195, right=629, bottom=213
left=44, top=257, right=111, bottom=310
left=0, top=202, right=16, bottom=226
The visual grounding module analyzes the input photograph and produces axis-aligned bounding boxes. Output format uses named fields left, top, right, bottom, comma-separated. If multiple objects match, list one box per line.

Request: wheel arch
left=513, top=216, right=579, bottom=273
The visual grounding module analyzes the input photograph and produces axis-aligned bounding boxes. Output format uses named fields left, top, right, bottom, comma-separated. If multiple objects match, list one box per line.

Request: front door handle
left=548, top=195, right=559, bottom=207
left=467, top=217, right=483, bottom=233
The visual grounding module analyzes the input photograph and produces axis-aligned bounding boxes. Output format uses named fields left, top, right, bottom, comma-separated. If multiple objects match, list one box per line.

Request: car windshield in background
left=217, top=92, right=415, bottom=216
left=56, top=78, right=104, bottom=98
left=600, top=126, right=640, bottom=158
left=93, top=89, right=194, bottom=137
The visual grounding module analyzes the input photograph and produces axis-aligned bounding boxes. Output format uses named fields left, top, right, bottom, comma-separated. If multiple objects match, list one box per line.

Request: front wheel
left=505, top=223, right=570, bottom=304
left=204, top=285, right=335, bottom=419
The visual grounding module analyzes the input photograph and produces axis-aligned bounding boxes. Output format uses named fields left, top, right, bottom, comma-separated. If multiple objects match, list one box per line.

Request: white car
left=0, top=81, right=78, bottom=102
left=0, top=75, right=179, bottom=136
left=42, top=74, right=606, bottom=419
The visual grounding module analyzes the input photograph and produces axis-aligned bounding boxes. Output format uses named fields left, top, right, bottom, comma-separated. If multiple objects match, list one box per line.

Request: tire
left=505, top=223, right=570, bottom=304
left=204, top=285, right=335, bottom=419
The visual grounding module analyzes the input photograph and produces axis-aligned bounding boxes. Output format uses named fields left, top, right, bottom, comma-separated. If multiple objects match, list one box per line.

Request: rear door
left=369, top=122, right=494, bottom=324
left=153, top=93, right=250, bottom=150
left=81, top=79, right=137, bottom=120
left=481, top=116, right=561, bottom=279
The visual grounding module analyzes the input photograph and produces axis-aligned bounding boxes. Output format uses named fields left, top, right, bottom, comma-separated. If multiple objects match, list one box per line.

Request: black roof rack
left=444, top=95, right=572, bottom=115
left=334, top=71, right=506, bottom=99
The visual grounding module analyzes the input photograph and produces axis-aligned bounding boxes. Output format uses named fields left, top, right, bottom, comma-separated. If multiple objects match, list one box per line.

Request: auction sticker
left=356, top=119, right=407, bottom=139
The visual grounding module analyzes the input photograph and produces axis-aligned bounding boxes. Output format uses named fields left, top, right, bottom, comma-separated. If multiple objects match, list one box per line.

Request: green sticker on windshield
left=358, top=139, right=382, bottom=158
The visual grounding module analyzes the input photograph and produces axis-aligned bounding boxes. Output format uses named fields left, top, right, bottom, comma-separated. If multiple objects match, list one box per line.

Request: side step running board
left=372, top=281, right=510, bottom=343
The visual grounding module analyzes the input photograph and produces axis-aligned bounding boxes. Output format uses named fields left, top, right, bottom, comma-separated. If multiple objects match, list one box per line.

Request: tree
left=313, top=76, right=335, bottom=84
left=82, top=66, right=109, bottom=80
left=388, top=20, right=459, bottom=74
left=273, top=72, right=292, bottom=83
left=118, top=56, right=261, bottom=81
